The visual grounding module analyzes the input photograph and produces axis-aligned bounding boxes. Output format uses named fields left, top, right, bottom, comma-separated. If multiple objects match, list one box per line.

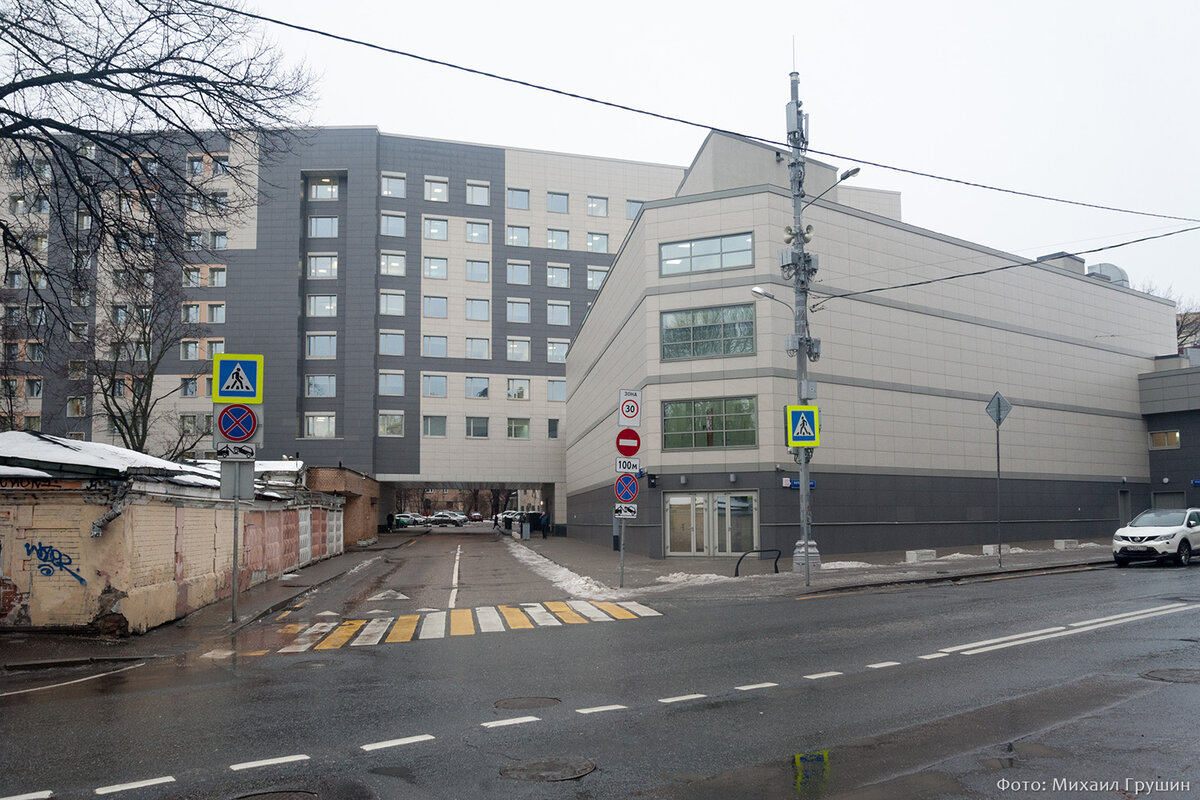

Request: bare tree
left=0, top=0, right=311, bottom=447
left=1138, top=283, right=1200, bottom=351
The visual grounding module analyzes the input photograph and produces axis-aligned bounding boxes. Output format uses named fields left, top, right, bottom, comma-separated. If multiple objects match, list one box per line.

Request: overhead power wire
left=197, top=0, right=1200, bottom=226
left=810, top=224, right=1200, bottom=311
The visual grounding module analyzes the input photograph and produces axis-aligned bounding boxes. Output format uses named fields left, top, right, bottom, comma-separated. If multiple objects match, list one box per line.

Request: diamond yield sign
left=986, top=391, right=1012, bottom=426
left=614, top=473, right=639, bottom=503
left=217, top=404, right=258, bottom=443
left=616, top=428, right=641, bottom=457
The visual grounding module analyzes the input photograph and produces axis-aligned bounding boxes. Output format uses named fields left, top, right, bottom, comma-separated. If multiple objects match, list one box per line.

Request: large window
left=381, top=212, right=406, bottom=237
left=547, top=339, right=569, bottom=363
left=308, top=254, right=337, bottom=279
left=381, top=174, right=406, bottom=197
left=660, top=232, right=753, bottom=275
left=423, top=336, right=447, bottom=357
left=379, top=331, right=405, bottom=356
left=424, top=178, right=448, bottom=202
left=465, top=299, right=490, bottom=321
left=507, top=262, right=530, bottom=285
left=587, top=196, right=608, bottom=217
left=466, top=377, right=489, bottom=398
left=466, top=260, right=490, bottom=282
left=378, top=412, right=404, bottom=437
left=663, top=396, right=757, bottom=450
left=1150, top=430, right=1181, bottom=449
left=507, top=299, right=530, bottom=323
left=466, top=222, right=490, bottom=244
left=309, top=179, right=337, bottom=200
left=306, top=333, right=336, bottom=358
left=465, top=338, right=489, bottom=359
left=507, top=337, right=530, bottom=362
left=423, top=256, right=448, bottom=280
left=548, top=379, right=566, bottom=402
left=380, top=290, right=406, bottom=316
left=466, top=182, right=490, bottom=206
left=507, top=418, right=531, bottom=439
left=507, top=378, right=530, bottom=400
left=423, top=296, right=448, bottom=318
left=381, top=251, right=406, bottom=276
left=378, top=371, right=405, bottom=396
left=423, top=416, right=447, bottom=437
left=306, top=413, right=336, bottom=438
left=306, top=375, right=336, bottom=397
left=424, top=218, right=448, bottom=240
left=507, top=188, right=529, bottom=209
left=307, top=295, right=337, bottom=317
left=587, top=267, right=608, bottom=290
left=547, top=301, right=570, bottom=326
left=661, top=304, right=755, bottom=361
left=466, top=416, right=489, bottom=438
left=506, top=226, right=529, bottom=247
left=309, top=216, right=338, bottom=238
left=422, top=374, right=447, bottom=397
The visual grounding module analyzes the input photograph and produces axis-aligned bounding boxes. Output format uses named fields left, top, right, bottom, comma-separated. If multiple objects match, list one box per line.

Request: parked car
left=468, top=511, right=483, bottom=522
left=431, top=511, right=464, bottom=527
left=394, top=512, right=424, bottom=528
left=1112, top=508, right=1200, bottom=566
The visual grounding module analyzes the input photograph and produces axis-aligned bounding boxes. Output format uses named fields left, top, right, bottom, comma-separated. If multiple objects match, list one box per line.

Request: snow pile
left=655, top=571, right=734, bottom=585
left=937, top=552, right=980, bottom=561
left=505, top=540, right=621, bottom=600
left=821, top=561, right=875, bottom=570
left=1079, top=542, right=1106, bottom=549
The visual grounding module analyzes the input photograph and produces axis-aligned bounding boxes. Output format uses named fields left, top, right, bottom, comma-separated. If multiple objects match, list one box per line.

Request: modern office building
left=1, top=129, right=684, bottom=527
left=2, top=129, right=1185, bottom=555
left=565, top=133, right=1179, bottom=557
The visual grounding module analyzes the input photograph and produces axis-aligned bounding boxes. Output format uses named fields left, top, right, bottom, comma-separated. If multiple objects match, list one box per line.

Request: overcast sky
left=261, top=0, right=1199, bottom=305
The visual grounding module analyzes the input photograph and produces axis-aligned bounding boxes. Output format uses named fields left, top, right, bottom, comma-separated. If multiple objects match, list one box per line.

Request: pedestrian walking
left=540, top=511, right=549, bottom=538
left=493, top=513, right=501, bottom=530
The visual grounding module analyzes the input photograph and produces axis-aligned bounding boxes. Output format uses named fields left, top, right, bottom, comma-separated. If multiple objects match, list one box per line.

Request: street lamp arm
left=801, top=167, right=861, bottom=210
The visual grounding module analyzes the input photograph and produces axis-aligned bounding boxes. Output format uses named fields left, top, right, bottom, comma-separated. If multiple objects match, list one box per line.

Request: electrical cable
left=192, top=0, right=1200, bottom=226
left=810, top=224, right=1200, bottom=311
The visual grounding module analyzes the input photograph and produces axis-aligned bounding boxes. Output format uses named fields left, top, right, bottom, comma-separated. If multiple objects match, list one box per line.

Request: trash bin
left=504, top=517, right=513, bottom=531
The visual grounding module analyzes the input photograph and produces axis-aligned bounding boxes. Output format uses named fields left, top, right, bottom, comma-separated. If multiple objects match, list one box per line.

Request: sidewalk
left=1, top=530, right=1114, bottom=671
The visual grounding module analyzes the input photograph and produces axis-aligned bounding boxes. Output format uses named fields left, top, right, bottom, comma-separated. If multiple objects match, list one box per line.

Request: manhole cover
left=494, top=696, right=561, bottom=709
left=500, top=757, right=596, bottom=782
left=1143, top=669, right=1200, bottom=684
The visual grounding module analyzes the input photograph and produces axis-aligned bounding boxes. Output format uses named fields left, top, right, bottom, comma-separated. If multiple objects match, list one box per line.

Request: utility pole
left=785, top=72, right=819, bottom=585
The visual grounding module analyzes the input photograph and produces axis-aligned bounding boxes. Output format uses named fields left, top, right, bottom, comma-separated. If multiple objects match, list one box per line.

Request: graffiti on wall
left=24, top=542, right=86, bottom=585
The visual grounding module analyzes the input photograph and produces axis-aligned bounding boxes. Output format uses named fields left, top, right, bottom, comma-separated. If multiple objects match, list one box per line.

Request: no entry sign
left=616, top=428, right=641, bottom=457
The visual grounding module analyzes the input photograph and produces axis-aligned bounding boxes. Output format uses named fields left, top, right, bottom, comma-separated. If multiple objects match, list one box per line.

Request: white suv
left=1112, top=508, right=1200, bottom=567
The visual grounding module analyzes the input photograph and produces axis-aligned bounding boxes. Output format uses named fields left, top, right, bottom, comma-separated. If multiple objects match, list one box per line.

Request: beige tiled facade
left=566, top=134, right=1176, bottom=557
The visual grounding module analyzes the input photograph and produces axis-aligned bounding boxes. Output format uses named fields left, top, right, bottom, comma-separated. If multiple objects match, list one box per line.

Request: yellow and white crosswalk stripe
left=277, top=600, right=661, bottom=653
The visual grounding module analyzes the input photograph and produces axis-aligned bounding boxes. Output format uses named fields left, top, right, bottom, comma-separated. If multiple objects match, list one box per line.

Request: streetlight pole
left=785, top=72, right=817, bottom=587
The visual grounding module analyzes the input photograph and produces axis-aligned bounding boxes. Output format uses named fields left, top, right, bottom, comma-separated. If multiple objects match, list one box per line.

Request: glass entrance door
left=665, top=492, right=758, bottom=555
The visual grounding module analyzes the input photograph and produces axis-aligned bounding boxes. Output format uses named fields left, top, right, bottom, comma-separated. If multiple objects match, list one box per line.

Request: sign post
left=213, top=354, right=265, bottom=623
left=615, top=391, right=641, bottom=588
left=985, top=391, right=1013, bottom=567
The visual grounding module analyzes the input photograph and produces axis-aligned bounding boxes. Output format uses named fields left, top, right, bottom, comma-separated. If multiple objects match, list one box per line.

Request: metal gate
left=298, top=507, right=312, bottom=565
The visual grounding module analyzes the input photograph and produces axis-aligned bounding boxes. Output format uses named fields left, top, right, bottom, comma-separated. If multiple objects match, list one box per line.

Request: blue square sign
left=785, top=405, right=819, bottom=447
left=213, top=354, right=263, bottom=403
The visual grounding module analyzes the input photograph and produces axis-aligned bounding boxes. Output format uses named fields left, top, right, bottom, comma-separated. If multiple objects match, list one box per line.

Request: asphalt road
left=2, top=533, right=1198, bottom=799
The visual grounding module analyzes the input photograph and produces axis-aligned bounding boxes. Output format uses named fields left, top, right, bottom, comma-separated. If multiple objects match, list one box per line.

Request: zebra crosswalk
left=276, top=600, right=661, bottom=653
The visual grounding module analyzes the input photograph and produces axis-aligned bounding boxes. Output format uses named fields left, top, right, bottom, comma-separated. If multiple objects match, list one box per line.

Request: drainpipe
left=92, top=481, right=131, bottom=538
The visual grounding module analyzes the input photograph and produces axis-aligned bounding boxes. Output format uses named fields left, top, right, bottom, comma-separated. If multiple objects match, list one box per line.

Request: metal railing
left=734, top=549, right=781, bottom=577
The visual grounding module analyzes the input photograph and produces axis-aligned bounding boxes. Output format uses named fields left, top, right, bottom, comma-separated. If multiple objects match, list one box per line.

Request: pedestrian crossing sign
left=213, top=354, right=264, bottom=403
left=785, top=405, right=820, bottom=447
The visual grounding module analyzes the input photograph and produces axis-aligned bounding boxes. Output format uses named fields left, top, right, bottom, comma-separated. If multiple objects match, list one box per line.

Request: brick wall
left=0, top=483, right=343, bottom=633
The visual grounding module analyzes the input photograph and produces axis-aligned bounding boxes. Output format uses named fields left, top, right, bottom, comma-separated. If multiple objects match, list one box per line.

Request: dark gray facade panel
left=568, top=471, right=1149, bottom=558
left=1145, top=410, right=1200, bottom=508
